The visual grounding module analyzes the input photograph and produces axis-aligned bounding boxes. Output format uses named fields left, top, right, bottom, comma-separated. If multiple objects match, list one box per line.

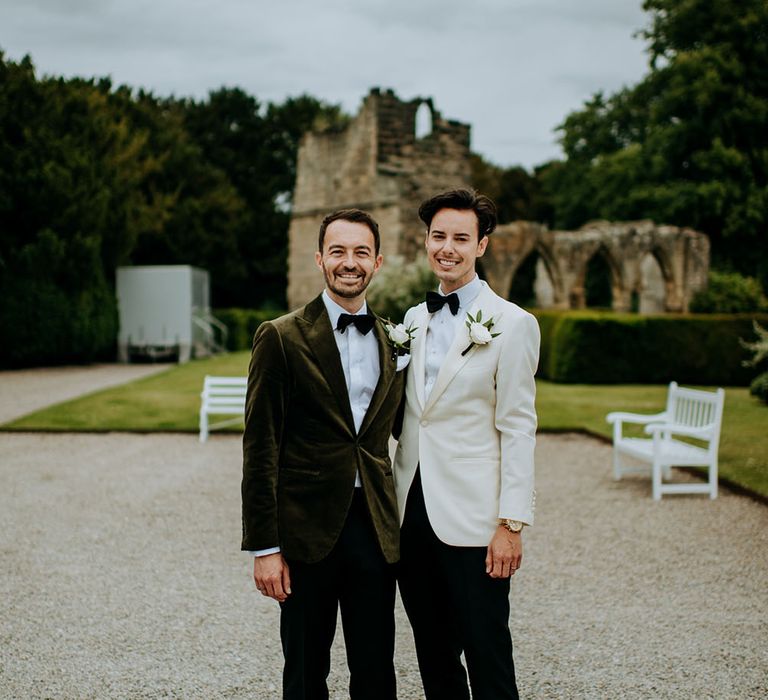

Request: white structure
left=199, top=375, right=247, bottom=442
left=606, top=382, right=725, bottom=500
left=116, top=265, right=226, bottom=363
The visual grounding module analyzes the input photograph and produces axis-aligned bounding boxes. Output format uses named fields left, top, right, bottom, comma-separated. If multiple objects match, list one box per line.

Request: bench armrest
left=643, top=422, right=714, bottom=439
left=606, top=410, right=667, bottom=426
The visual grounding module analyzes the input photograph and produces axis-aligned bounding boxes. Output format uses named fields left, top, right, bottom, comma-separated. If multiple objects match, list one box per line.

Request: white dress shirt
left=424, top=275, right=482, bottom=399
left=252, top=291, right=381, bottom=557
left=322, top=291, right=381, bottom=441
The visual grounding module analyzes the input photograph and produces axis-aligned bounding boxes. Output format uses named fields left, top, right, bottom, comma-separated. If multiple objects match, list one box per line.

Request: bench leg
left=199, top=411, right=208, bottom=443
left=652, top=459, right=663, bottom=501
left=709, top=462, right=718, bottom=499
left=613, top=446, right=623, bottom=480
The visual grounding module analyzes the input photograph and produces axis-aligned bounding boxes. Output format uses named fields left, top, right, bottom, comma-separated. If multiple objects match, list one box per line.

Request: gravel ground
left=0, top=364, right=172, bottom=424
left=1, top=431, right=766, bottom=699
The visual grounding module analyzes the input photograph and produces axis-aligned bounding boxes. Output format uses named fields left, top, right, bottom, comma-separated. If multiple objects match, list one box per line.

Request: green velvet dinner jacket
left=241, top=294, right=405, bottom=564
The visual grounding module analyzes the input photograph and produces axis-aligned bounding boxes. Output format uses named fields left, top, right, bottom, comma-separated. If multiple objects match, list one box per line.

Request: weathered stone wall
left=482, top=220, right=710, bottom=313
left=287, top=88, right=710, bottom=314
left=287, top=88, right=472, bottom=308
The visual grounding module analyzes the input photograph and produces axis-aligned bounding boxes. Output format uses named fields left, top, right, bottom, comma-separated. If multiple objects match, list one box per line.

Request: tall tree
left=542, top=0, right=768, bottom=289
left=470, top=153, right=553, bottom=225
left=180, top=89, right=347, bottom=308
left=0, top=55, right=157, bottom=365
left=123, top=90, right=249, bottom=307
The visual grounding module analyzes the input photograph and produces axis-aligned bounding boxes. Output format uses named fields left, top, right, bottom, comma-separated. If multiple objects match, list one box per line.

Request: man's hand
left=253, top=553, right=291, bottom=602
left=485, top=526, right=523, bottom=579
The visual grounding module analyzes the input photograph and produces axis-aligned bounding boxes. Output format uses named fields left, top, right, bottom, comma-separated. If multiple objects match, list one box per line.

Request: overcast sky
left=1, top=0, right=650, bottom=168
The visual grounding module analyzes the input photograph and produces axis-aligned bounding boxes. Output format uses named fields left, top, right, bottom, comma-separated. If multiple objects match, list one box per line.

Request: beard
left=323, top=265, right=373, bottom=298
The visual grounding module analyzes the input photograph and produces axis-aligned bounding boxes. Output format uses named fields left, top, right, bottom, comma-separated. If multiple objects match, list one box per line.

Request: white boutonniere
left=461, top=309, right=501, bottom=356
left=383, top=321, right=418, bottom=362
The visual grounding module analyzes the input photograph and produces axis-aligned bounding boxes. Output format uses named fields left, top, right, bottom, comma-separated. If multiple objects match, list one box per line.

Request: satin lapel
left=423, top=285, right=502, bottom=414
left=410, top=305, right=430, bottom=411
left=296, top=296, right=356, bottom=433
left=358, top=318, right=396, bottom=436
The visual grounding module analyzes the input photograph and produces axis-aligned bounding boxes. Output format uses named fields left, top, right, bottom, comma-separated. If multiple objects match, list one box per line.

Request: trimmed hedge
left=213, top=308, right=286, bottom=351
left=0, top=273, right=118, bottom=368
left=532, top=310, right=768, bottom=385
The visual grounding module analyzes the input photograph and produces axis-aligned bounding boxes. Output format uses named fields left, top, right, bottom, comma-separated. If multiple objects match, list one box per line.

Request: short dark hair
left=418, top=188, right=497, bottom=240
left=318, top=209, right=381, bottom=254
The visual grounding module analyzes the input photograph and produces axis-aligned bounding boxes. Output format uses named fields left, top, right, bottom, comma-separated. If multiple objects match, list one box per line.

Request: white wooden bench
left=199, top=375, right=247, bottom=442
left=606, top=381, right=725, bottom=500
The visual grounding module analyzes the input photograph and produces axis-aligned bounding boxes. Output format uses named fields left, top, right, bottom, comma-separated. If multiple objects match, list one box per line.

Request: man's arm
left=241, top=321, right=291, bottom=599
left=494, top=311, right=540, bottom=524
left=486, top=311, right=540, bottom=578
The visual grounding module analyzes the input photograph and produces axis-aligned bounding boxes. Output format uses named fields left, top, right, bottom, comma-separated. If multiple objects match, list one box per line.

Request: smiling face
left=425, top=208, right=488, bottom=293
left=315, top=218, right=383, bottom=311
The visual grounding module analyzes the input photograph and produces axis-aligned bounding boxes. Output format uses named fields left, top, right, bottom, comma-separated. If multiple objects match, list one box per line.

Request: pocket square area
left=396, top=355, right=411, bottom=372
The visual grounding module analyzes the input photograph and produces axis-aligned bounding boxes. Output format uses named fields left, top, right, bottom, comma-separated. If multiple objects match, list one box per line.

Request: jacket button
left=420, top=420, right=429, bottom=427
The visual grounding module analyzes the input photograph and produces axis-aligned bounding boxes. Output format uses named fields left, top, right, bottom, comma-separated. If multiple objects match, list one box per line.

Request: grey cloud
left=0, top=0, right=650, bottom=167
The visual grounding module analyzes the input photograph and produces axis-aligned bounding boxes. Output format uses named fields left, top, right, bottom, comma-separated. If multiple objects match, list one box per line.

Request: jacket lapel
left=423, top=284, right=502, bottom=414
left=296, top=295, right=356, bottom=433
left=409, top=304, right=430, bottom=411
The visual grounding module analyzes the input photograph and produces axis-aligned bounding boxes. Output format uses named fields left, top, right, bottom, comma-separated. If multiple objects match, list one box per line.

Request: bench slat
left=199, top=375, right=247, bottom=442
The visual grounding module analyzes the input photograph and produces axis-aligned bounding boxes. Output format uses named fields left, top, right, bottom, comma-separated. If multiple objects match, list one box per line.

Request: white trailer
left=116, top=265, right=225, bottom=363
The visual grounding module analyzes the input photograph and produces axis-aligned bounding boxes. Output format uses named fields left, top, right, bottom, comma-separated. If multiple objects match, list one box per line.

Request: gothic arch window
left=415, top=102, right=433, bottom=139
left=637, top=250, right=669, bottom=313
left=508, top=247, right=557, bottom=308
left=584, top=247, right=615, bottom=309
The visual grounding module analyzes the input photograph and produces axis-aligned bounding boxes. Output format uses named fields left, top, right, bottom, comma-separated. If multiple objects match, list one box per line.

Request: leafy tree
left=0, top=55, right=151, bottom=365
left=180, top=90, right=347, bottom=308
left=690, top=271, right=768, bottom=313
left=122, top=90, right=249, bottom=307
left=470, top=153, right=553, bottom=224
left=542, top=0, right=768, bottom=290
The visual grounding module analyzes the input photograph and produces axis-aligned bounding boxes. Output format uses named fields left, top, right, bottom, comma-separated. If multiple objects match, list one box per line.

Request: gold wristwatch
left=500, top=519, right=524, bottom=533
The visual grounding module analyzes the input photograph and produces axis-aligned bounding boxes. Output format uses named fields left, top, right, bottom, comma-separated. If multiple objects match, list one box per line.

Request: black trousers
left=398, top=470, right=519, bottom=700
left=280, top=489, right=396, bottom=700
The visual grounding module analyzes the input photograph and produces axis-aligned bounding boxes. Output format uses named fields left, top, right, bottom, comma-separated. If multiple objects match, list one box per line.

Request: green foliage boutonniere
left=461, top=309, right=501, bottom=356
left=384, top=321, right=418, bottom=361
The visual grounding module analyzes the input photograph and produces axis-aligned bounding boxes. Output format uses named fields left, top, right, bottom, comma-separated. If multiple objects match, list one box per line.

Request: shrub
left=750, top=372, right=768, bottom=404
left=740, top=321, right=768, bottom=370
left=741, top=321, right=768, bottom=405
left=690, top=271, right=768, bottom=313
left=366, top=256, right=436, bottom=322
left=532, top=310, right=768, bottom=385
left=0, top=271, right=117, bottom=368
left=213, top=308, right=286, bottom=351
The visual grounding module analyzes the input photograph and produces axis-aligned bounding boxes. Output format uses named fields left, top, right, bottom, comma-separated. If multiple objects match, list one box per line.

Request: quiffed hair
left=418, top=188, right=497, bottom=240
left=318, top=209, right=381, bottom=254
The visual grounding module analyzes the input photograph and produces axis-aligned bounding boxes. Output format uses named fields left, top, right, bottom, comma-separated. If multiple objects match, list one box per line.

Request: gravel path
left=1, top=431, right=766, bottom=699
left=0, top=364, right=173, bottom=424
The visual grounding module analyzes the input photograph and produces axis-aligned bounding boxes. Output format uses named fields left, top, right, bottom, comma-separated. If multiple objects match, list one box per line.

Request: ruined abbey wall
left=287, top=89, right=710, bottom=313
left=482, top=220, right=709, bottom=313
left=287, top=88, right=472, bottom=308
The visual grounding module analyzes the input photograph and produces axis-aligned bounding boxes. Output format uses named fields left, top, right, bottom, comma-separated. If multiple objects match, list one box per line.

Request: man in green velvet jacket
left=241, top=208, right=406, bottom=700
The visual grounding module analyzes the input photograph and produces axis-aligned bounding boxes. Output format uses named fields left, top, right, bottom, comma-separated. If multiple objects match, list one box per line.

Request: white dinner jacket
left=393, top=281, right=540, bottom=546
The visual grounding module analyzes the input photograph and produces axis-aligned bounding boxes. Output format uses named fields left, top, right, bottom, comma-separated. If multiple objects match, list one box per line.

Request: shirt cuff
left=248, top=547, right=281, bottom=557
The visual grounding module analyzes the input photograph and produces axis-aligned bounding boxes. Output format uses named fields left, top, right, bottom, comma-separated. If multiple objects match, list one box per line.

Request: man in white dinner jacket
left=394, top=188, right=540, bottom=700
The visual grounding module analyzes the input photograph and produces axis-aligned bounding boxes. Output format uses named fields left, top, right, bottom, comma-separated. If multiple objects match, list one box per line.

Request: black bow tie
left=336, top=313, right=376, bottom=335
left=426, top=291, right=460, bottom=315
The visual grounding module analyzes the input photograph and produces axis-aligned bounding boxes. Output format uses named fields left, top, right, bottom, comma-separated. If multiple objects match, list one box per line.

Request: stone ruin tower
left=287, top=88, right=472, bottom=309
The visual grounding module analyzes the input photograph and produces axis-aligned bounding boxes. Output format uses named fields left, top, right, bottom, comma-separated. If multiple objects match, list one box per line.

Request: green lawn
left=5, top=352, right=251, bottom=432
left=4, top=352, right=767, bottom=497
left=536, top=382, right=768, bottom=497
